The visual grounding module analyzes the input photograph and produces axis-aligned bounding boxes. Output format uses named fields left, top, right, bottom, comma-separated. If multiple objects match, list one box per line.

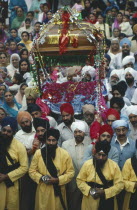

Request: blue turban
left=1, top=117, right=17, bottom=133
left=105, top=54, right=111, bottom=63
left=120, top=38, right=131, bottom=47
left=112, top=120, right=129, bottom=130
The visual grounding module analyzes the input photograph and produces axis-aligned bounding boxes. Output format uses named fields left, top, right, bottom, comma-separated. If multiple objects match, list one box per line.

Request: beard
left=22, top=124, right=32, bottom=133
left=63, top=116, right=74, bottom=126
left=0, top=133, right=13, bottom=151
left=126, top=78, right=134, bottom=85
left=93, top=156, right=107, bottom=169
left=122, top=50, right=130, bottom=58
left=47, top=144, right=57, bottom=159
left=75, top=135, right=84, bottom=143
left=110, top=80, right=119, bottom=86
left=131, top=121, right=137, bottom=127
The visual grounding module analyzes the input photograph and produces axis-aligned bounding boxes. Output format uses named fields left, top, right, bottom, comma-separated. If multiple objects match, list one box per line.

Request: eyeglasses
left=2, top=128, right=12, bottom=134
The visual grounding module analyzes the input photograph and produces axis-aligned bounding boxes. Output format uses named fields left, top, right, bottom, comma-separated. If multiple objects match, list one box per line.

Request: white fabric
left=126, top=105, right=137, bottom=116
left=122, top=55, right=135, bottom=67
left=71, top=121, right=86, bottom=133
left=6, top=53, right=20, bottom=78
left=81, top=66, right=96, bottom=78
left=124, top=67, right=137, bottom=79
left=131, top=89, right=137, bottom=104
left=110, top=69, right=121, bottom=80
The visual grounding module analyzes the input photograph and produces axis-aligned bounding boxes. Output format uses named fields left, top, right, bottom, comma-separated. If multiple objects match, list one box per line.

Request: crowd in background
left=0, top=0, right=137, bottom=210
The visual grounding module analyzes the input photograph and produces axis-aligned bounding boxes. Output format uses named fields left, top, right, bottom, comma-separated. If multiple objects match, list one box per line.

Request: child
left=119, top=15, right=133, bottom=37
left=72, top=0, right=84, bottom=12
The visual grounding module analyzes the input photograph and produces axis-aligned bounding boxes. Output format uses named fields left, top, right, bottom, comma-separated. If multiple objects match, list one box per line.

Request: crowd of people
left=0, top=0, right=137, bottom=210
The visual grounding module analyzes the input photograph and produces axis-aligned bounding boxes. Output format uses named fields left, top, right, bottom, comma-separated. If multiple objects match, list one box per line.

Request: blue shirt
left=111, top=137, right=135, bottom=169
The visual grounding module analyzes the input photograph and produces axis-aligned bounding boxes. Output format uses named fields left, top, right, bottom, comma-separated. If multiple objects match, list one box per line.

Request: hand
left=92, top=188, right=105, bottom=200
left=33, top=138, right=40, bottom=150
left=0, top=173, right=8, bottom=183
left=47, top=176, right=59, bottom=184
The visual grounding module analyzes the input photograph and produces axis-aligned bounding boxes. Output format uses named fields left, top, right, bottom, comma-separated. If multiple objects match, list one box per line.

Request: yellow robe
left=29, top=147, right=74, bottom=210
left=122, top=158, right=137, bottom=210
left=76, top=159, right=124, bottom=210
left=0, top=138, right=28, bottom=210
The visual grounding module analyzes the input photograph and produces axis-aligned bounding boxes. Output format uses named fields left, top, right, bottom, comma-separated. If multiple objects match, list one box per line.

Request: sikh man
left=62, top=121, right=92, bottom=210
left=126, top=105, right=137, bottom=141
left=122, top=140, right=137, bottom=210
left=33, top=117, right=50, bottom=149
left=83, top=124, right=119, bottom=164
left=0, top=116, right=28, bottom=210
left=57, top=103, right=89, bottom=146
left=29, top=128, right=74, bottom=210
left=82, top=104, right=95, bottom=127
left=111, top=120, right=135, bottom=169
left=76, top=140, right=124, bottom=210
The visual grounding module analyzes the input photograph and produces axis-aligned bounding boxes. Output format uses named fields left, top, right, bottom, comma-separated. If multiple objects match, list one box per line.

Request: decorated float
left=31, top=7, right=107, bottom=115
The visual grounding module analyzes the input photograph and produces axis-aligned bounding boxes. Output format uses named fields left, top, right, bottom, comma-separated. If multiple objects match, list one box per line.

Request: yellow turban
left=24, top=87, right=39, bottom=99
left=17, top=111, right=32, bottom=125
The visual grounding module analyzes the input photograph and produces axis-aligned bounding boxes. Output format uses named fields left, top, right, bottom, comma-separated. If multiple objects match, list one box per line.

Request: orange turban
left=17, top=111, right=32, bottom=125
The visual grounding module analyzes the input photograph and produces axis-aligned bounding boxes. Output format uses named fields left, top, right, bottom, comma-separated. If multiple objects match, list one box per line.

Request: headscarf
left=82, top=104, right=95, bottom=114
left=24, top=87, right=39, bottom=99
left=46, top=128, right=60, bottom=140
left=81, top=66, right=96, bottom=78
left=99, top=124, right=113, bottom=137
left=17, top=111, right=32, bottom=125
left=1, top=116, right=17, bottom=133
left=106, top=108, right=120, bottom=120
left=126, top=105, right=137, bottom=116
left=60, top=103, right=74, bottom=115
left=124, top=67, right=137, bottom=78
left=122, top=55, right=135, bottom=67
left=112, top=120, right=129, bottom=130
left=71, top=121, right=86, bottom=133
left=33, top=117, right=50, bottom=130
left=120, top=38, right=131, bottom=47
left=6, top=53, right=20, bottom=78
left=110, top=70, right=121, bottom=80
left=95, top=140, right=111, bottom=155
left=105, top=54, right=111, bottom=64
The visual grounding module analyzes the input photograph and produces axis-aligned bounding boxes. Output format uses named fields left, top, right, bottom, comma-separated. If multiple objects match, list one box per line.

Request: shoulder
left=82, top=159, right=93, bottom=168
left=11, top=138, right=25, bottom=149
left=57, top=147, right=72, bottom=158
left=57, top=122, right=64, bottom=130
left=62, top=138, right=74, bottom=147
left=107, top=158, right=119, bottom=168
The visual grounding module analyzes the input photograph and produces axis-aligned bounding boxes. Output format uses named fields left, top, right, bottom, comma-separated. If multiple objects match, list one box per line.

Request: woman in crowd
left=7, top=53, right=20, bottom=78
left=11, top=7, right=26, bottom=29
left=0, top=52, right=9, bottom=68
left=112, top=12, right=123, bottom=31
left=2, top=90, right=22, bottom=118
left=95, top=14, right=110, bottom=39
left=15, top=83, right=28, bottom=105
left=7, top=28, right=21, bottom=43
left=19, top=59, right=32, bottom=84
left=0, top=84, right=7, bottom=106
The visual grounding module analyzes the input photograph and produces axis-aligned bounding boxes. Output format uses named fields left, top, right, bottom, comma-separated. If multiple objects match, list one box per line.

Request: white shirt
left=15, top=126, right=36, bottom=149
left=115, top=137, right=129, bottom=151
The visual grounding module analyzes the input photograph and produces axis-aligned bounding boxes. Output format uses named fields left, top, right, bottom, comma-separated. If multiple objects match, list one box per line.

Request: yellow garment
left=122, top=158, right=137, bottom=210
left=76, top=159, right=124, bottom=210
left=19, top=40, right=33, bottom=52
left=0, top=138, right=28, bottom=210
left=29, top=147, right=74, bottom=210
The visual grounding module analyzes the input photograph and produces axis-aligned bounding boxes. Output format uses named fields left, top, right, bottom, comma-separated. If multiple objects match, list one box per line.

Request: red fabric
left=106, top=108, right=120, bottom=120
left=90, top=121, right=101, bottom=140
left=60, top=103, right=74, bottom=115
left=99, top=124, right=113, bottom=137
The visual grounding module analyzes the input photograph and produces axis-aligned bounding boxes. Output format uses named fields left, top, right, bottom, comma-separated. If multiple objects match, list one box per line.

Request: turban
left=112, top=120, right=129, bottom=130
left=99, top=124, right=113, bottom=137
left=1, top=117, right=17, bottom=133
left=60, top=103, right=74, bottom=115
left=46, top=128, right=60, bottom=140
left=124, top=67, right=137, bottom=78
left=17, top=111, right=32, bottom=125
left=111, top=38, right=119, bottom=44
left=71, top=121, right=86, bottom=133
left=110, top=97, right=125, bottom=109
left=95, top=140, right=111, bottom=155
left=133, top=24, right=137, bottom=33
left=24, top=87, right=39, bottom=99
left=106, top=108, right=120, bottom=120
left=110, top=70, right=121, bottom=80
left=27, top=104, right=41, bottom=114
left=112, top=81, right=127, bottom=97
left=120, top=38, right=131, bottom=47
left=82, top=104, right=95, bottom=114
left=122, top=55, right=135, bottom=67
left=33, top=117, right=50, bottom=130
left=126, top=105, right=137, bottom=116
left=67, top=66, right=81, bottom=76
left=81, top=66, right=96, bottom=78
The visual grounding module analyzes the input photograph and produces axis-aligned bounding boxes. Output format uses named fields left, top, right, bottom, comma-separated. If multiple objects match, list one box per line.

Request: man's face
left=129, top=114, right=137, bottom=128
left=74, top=129, right=85, bottom=143
left=107, top=115, right=117, bottom=126
left=124, top=62, right=134, bottom=69
left=115, top=126, right=128, bottom=141
left=83, top=111, right=94, bottom=125
left=34, top=24, right=40, bottom=32
left=113, top=29, right=120, bottom=37
left=36, top=126, right=47, bottom=142
left=111, top=42, right=119, bottom=50
left=122, top=44, right=130, bottom=54
left=1, top=126, right=13, bottom=148
left=125, top=72, right=134, bottom=85
left=25, top=21, right=31, bottom=29
left=113, top=90, right=121, bottom=98
left=26, top=96, right=35, bottom=104
left=20, top=118, right=32, bottom=133
left=112, top=103, right=121, bottom=113
left=111, top=8, right=117, bottom=17
left=110, top=74, right=119, bottom=86
left=46, top=136, right=57, bottom=146
left=27, top=13, right=33, bottom=21
left=62, top=111, right=73, bottom=126
left=94, top=151, right=108, bottom=168
left=100, top=132, right=111, bottom=142
left=31, top=111, right=41, bottom=118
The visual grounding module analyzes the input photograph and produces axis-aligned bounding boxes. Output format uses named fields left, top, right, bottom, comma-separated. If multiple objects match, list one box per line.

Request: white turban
left=81, top=66, right=96, bottom=78
left=110, top=70, right=121, bottom=80
left=82, top=104, right=95, bottom=114
left=112, top=120, right=129, bottom=130
left=122, top=55, right=135, bottom=67
left=71, top=121, right=86, bottom=133
left=124, top=67, right=137, bottom=78
left=126, top=105, right=137, bottom=116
